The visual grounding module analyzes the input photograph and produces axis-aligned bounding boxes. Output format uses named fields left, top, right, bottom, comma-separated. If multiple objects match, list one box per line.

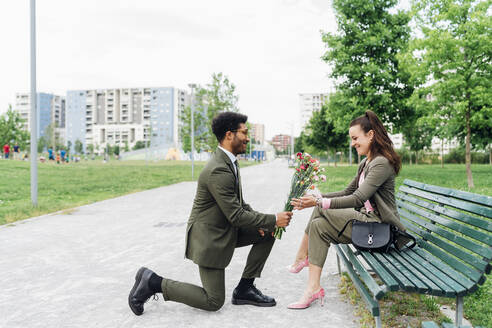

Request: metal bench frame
left=334, top=179, right=492, bottom=328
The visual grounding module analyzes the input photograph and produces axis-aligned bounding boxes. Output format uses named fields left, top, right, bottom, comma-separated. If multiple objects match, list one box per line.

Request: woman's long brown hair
left=350, top=110, right=401, bottom=175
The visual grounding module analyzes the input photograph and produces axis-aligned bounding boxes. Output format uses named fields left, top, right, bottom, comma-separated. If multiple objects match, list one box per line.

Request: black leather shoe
left=128, top=267, right=156, bottom=315
left=231, top=285, right=276, bottom=307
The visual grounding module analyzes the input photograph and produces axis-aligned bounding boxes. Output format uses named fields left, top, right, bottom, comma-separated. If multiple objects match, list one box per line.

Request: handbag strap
left=337, top=219, right=355, bottom=238
left=394, top=230, right=417, bottom=250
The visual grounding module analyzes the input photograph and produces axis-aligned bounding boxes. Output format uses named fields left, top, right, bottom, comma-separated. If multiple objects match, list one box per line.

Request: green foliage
left=74, top=139, right=84, bottom=154
left=0, top=106, right=30, bottom=149
left=113, top=145, right=120, bottom=156
left=37, top=136, right=47, bottom=153
left=179, top=72, right=240, bottom=153
left=305, top=105, right=347, bottom=162
left=132, top=140, right=147, bottom=150
left=321, top=0, right=415, bottom=133
left=87, top=144, right=94, bottom=154
left=180, top=87, right=209, bottom=153
left=464, top=274, right=492, bottom=327
left=407, top=0, right=491, bottom=187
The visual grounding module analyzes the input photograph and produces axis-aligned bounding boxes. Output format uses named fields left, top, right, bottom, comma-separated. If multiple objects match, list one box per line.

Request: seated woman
left=287, top=110, right=406, bottom=309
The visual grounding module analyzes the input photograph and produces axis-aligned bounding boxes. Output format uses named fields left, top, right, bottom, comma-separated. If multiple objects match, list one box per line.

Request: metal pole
left=188, top=84, right=196, bottom=180
left=30, top=0, right=38, bottom=206
left=349, top=142, right=352, bottom=165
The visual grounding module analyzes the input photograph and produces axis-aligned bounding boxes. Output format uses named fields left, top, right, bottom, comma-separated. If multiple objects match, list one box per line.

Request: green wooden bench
left=334, top=179, right=492, bottom=328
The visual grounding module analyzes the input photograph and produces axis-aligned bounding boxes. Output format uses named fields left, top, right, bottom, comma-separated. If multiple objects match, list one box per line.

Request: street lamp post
left=30, top=0, right=38, bottom=206
left=188, top=83, right=197, bottom=179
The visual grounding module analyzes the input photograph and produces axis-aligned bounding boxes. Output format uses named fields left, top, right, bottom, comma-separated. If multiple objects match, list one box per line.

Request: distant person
left=128, top=112, right=292, bottom=315
left=48, top=148, right=54, bottom=161
left=56, top=152, right=61, bottom=164
left=60, top=149, right=66, bottom=162
left=13, top=144, right=20, bottom=160
left=3, top=143, right=10, bottom=159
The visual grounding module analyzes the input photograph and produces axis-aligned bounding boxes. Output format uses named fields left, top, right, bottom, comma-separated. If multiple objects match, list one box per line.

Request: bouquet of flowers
left=274, top=152, right=326, bottom=239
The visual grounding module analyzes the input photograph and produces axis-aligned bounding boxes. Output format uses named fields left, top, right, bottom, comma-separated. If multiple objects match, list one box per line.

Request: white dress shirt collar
left=218, top=146, right=238, bottom=174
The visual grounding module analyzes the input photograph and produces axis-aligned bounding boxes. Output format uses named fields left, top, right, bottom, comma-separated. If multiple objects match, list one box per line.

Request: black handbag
left=338, top=219, right=416, bottom=253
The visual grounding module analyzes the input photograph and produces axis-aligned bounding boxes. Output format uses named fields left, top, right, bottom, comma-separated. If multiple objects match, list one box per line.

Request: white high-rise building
left=14, top=92, right=65, bottom=139
left=66, top=87, right=189, bottom=153
left=299, top=93, right=331, bottom=130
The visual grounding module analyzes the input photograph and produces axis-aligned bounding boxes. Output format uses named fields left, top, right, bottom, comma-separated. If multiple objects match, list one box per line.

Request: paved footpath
left=0, top=159, right=359, bottom=328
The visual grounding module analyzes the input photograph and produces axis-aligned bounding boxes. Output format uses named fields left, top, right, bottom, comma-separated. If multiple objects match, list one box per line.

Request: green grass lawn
left=0, top=159, right=210, bottom=224
left=320, top=163, right=492, bottom=328
left=318, top=163, right=492, bottom=196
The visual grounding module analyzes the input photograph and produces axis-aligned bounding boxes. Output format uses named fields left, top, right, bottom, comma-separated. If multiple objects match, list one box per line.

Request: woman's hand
left=290, top=195, right=317, bottom=210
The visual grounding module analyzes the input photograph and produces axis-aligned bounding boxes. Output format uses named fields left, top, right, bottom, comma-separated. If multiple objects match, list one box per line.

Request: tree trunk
left=441, top=139, right=444, bottom=168
left=327, top=146, right=329, bottom=166
left=465, top=109, right=474, bottom=188
left=334, top=151, right=337, bottom=167
left=489, top=145, right=491, bottom=165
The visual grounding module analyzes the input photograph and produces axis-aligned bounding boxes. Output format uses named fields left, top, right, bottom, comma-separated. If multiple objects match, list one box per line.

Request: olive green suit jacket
left=323, top=156, right=406, bottom=232
left=185, top=148, right=276, bottom=269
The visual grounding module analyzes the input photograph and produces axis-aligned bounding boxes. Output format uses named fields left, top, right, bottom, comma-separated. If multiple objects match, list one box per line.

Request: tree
left=322, top=0, right=415, bottom=134
left=180, top=87, right=208, bottom=153
left=409, top=0, right=491, bottom=188
left=179, top=72, right=240, bottom=153
left=0, top=105, right=30, bottom=150
left=74, top=139, right=84, bottom=154
left=305, top=105, right=347, bottom=166
left=87, top=144, right=94, bottom=155
left=37, top=136, right=47, bottom=153
left=113, top=145, right=120, bottom=156
left=132, top=140, right=147, bottom=150
left=123, top=141, right=129, bottom=153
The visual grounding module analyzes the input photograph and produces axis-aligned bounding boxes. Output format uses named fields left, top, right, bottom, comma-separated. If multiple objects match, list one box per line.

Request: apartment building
left=65, top=87, right=188, bottom=153
left=272, top=134, right=292, bottom=152
left=299, top=92, right=331, bottom=129
left=250, top=123, right=265, bottom=145
left=15, top=92, right=65, bottom=139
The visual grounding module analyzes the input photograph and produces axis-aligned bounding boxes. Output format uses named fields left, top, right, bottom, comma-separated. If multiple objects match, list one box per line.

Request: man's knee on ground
left=206, top=295, right=225, bottom=312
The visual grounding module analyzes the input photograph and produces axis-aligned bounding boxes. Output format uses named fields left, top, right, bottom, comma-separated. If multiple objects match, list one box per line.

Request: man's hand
left=275, top=211, right=293, bottom=228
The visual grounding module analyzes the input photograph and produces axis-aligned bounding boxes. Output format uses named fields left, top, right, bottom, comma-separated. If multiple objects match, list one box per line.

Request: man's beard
left=232, top=138, right=247, bottom=155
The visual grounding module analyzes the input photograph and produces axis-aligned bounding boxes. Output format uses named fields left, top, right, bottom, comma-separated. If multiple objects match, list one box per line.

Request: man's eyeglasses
left=231, top=129, right=249, bottom=136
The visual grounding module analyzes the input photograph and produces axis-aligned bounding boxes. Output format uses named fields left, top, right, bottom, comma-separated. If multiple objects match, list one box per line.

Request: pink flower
left=296, top=168, right=300, bottom=172
left=313, top=175, right=319, bottom=181
left=320, top=175, right=326, bottom=182
left=300, top=165, right=306, bottom=170
left=310, top=159, right=316, bottom=163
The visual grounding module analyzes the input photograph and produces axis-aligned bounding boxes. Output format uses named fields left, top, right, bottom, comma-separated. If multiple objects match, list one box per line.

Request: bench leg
left=374, top=315, right=382, bottom=328
left=455, top=296, right=463, bottom=326
left=337, top=253, right=341, bottom=275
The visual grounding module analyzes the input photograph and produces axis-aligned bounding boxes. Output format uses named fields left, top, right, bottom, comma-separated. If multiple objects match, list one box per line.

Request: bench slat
left=381, top=252, right=430, bottom=293
left=405, top=249, right=468, bottom=296
left=339, top=245, right=385, bottom=299
left=334, top=245, right=380, bottom=316
left=370, top=252, right=417, bottom=292
left=359, top=251, right=400, bottom=291
left=397, top=193, right=492, bottom=247
left=391, top=250, right=448, bottom=296
left=401, top=222, right=482, bottom=287
left=404, top=179, right=492, bottom=207
left=398, top=203, right=492, bottom=263
left=412, top=247, right=478, bottom=294
left=399, top=209, right=490, bottom=273
left=399, top=185, right=492, bottom=219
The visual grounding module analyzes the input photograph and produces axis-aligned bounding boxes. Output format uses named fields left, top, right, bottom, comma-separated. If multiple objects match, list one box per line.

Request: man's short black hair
left=212, top=111, right=248, bottom=142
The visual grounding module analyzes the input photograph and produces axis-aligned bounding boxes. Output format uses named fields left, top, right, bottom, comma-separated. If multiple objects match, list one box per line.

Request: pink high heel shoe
left=288, top=258, right=309, bottom=273
left=287, top=288, right=325, bottom=309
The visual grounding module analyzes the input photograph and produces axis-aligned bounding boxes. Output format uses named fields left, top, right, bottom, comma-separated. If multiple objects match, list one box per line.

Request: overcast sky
left=0, top=0, right=340, bottom=139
